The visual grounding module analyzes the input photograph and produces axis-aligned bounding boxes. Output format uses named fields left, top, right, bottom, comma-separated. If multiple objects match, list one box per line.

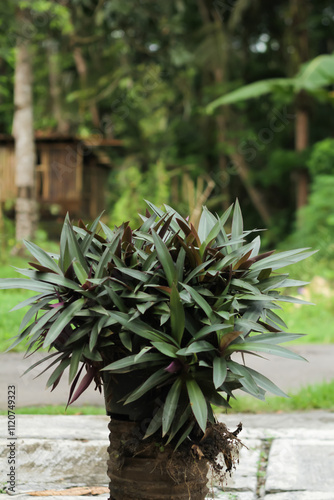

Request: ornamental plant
left=1, top=200, right=312, bottom=449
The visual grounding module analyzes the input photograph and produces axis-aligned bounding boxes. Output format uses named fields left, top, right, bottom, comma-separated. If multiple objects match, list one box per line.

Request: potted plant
left=1, top=200, right=312, bottom=499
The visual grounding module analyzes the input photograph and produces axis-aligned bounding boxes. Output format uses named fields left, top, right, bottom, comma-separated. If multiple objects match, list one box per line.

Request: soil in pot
left=106, top=419, right=243, bottom=500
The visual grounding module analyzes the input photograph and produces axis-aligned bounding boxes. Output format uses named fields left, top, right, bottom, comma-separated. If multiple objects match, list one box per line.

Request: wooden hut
left=0, top=134, right=122, bottom=219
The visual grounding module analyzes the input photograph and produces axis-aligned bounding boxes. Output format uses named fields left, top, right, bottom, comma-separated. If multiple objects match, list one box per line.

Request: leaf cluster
left=0, top=200, right=313, bottom=448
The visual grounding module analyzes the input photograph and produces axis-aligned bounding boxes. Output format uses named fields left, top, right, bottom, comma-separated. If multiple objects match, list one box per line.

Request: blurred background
left=0, top=0, right=334, bottom=382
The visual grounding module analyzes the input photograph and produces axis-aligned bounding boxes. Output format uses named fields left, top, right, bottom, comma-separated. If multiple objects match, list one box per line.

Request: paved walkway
left=1, top=345, right=334, bottom=410
left=1, top=412, right=334, bottom=500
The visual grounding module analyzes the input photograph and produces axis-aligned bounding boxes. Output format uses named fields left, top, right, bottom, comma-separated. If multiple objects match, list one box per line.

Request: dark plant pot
left=107, top=419, right=209, bottom=500
left=102, top=371, right=156, bottom=421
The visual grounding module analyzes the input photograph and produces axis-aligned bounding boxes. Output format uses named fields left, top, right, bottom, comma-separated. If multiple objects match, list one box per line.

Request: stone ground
left=1, top=346, right=334, bottom=499
left=1, top=412, right=334, bottom=500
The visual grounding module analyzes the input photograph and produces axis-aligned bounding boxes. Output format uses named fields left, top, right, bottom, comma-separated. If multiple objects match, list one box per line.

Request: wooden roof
left=0, top=133, right=122, bottom=147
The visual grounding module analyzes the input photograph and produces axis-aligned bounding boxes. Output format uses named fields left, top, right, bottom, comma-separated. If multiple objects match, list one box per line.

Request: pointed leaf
left=125, top=368, right=171, bottom=404
left=177, top=341, right=215, bottom=356
left=43, top=299, right=85, bottom=348
left=24, top=240, right=61, bottom=274
left=186, top=378, right=207, bottom=433
left=170, top=283, right=185, bottom=345
left=162, top=378, right=182, bottom=436
left=152, top=230, right=176, bottom=287
left=213, top=357, right=227, bottom=389
left=181, top=283, right=212, bottom=318
left=225, top=342, right=307, bottom=360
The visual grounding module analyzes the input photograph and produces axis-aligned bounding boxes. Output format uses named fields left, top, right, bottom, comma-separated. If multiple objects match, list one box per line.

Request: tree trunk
left=73, top=45, right=100, bottom=128
left=12, top=36, right=38, bottom=243
left=46, top=40, right=70, bottom=134
left=289, top=0, right=310, bottom=213
left=230, top=151, right=272, bottom=226
left=295, top=107, right=309, bottom=210
left=197, top=0, right=271, bottom=224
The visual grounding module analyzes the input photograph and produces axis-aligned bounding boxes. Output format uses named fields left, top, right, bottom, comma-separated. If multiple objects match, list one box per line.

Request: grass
left=0, top=405, right=106, bottom=415
left=226, top=378, right=334, bottom=413
left=1, top=379, right=333, bottom=415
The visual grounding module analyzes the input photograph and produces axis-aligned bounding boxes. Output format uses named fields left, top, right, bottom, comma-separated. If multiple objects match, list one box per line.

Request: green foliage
left=228, top=378, right=334, bottom=413
left=207, top=54, right=334, bottom=113
left=109, top=161, right=170, bottom=226
left=290, top=176, right=334, bottom=261
left=307, top=138, right=334, bottom=177
left=0, top=200, right=312, bottom=448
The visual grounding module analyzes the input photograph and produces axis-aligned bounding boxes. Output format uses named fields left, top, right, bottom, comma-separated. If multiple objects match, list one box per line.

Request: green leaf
left=66, top=220, right=90, bottom=273
left=162, top=378, right=182, bottom=436
left=13, top=269, right=81, bottom=291
left=144, top=405, right=163, bottom=438
left=46, top=357, right=71, bottom=388
left=102, top=352, right=164, bottom=372
left=175, top=247, right=186, bottom=283
left=227, top=360, right=261, bottom=397
left=89, top=316, right=108, bottom=351
left=134, top=346, right=152, bottom=362
left=119, top=330, right=132, bottom=351
left=186, top=378, right=207, bottom=433
left=106, top=311, right=175, bottom=343
left=125, top=368, right=171, bottom=404
left=28, top=307, right=59, bottom=340
left=59, top=214, right=73, bottom=272
left=174, top=421, right=195, bottom=450
left=250, top=248, right=316, bottom=272
left=69, top=347, right=84, bottom=384
left=23, top=240, right=61, bottom=274
left=105, top=287, right=127, bottom=313
left=170, top=284, right=185, bottom=345
left=43, top=299, right=85, bottom=348
left=247, top=332, right=305, bottom=344
left=18, top=296, right=52, bottom=333
left=198, top=206, right=217, bottom=243
left=181, top=283, right=213, bottom=318
left=199, top=204, right=234, bottom=255
left=0, top=278, right=55, bottom=292
left=225, top=342, right=307, bottom=361
left=94, top=246, right=112, bottom=279
left=183, top=259, right=215, bottom=284
left=177, top=341, right=215, bottom=356
left=73, top=261, right=88, bottom=285
left=231, top=199, right=243, bottom=250
left=151, top=230, right=176, bottom=287
left=10, top=293, right=44, bottom=311
left=80, top=212, right=105, bottom=254
left=165, top=406, right=192, bottom=444
left=208, top=391, right=230, bottom=408
left=213, top=357, right=227, bottom=389
left=192, top=323, right=230, bottom=341
left=151, top=341, right=178, bottom=358
left=206, top=78, right=294, bottom=113
left=246, top=366, right=288, bottom=397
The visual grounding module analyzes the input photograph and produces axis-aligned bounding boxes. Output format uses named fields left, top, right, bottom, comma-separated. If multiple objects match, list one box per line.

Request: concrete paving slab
left=0, top=497, right=109, bottom=500
left=1, top=414, right=334, bottom=499
left=0, top=438, right=109, bottom=493
left=264, top=494, right=334, bottom=500
left=207, top=491, right=256, bottom=500
left=265, top=438, right=334, bottom=493
left=0, top=415, right=110, bottom=440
